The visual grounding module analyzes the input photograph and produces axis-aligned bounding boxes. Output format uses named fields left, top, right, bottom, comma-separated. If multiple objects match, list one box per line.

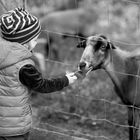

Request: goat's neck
left=104, top=48, right=129, bottom=86
left=105, top=62, right=123, bottom=95
left=103, top=48, right=139, bottom=103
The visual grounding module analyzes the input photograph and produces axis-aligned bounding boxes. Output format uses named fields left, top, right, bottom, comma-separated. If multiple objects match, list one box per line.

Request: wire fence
left=1, top=0, right=140, bottom=140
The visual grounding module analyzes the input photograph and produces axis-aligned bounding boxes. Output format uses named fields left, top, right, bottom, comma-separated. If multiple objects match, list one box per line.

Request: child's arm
left=19, top=64, right=77, bottom=93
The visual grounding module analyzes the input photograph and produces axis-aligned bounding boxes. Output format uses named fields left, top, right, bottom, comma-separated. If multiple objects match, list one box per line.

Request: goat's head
left=77, top=34, right=116, bottom=74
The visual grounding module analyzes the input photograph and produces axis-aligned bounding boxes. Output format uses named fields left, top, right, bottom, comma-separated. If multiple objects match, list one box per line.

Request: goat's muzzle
left=78, top=62, right=94, bottom=76
left=78, top=62, right=86, bottom=70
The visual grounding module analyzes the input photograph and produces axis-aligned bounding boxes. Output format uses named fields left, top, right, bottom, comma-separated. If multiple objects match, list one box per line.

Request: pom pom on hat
left=0, top=8, right=41, bottom=44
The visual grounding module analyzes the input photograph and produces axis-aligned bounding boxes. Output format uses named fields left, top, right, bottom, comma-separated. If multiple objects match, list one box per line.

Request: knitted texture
left=0, top=8, right=41, bottom=44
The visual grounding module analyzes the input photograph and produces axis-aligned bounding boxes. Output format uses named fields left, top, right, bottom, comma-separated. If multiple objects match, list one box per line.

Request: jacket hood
left=0, top=38, right=32, bottom=69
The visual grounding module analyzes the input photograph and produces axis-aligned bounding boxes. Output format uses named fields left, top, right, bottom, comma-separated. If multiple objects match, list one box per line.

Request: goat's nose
left=79, top=62, right=86, bottom=70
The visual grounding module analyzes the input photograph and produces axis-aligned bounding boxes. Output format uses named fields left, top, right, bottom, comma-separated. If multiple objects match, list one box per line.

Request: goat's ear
left=76, top=40, right=86, bottom=48
left=130, top=55, right=140, bottom=60
left=107, top=42, right=116, bottom=49
left=130, top=48, right=140, bottom=60
left=132, top=56, right=140, bottom=60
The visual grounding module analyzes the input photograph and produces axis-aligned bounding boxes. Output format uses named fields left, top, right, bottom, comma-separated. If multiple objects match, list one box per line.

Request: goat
left=77, top=34, right=140, bottom=140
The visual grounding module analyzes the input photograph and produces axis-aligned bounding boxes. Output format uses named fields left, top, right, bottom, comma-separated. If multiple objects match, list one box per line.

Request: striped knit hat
left=0, top=8, right=41, bottom=44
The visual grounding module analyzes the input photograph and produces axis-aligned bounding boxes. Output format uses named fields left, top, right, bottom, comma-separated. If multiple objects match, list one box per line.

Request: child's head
left=0, top=8, right=41, bottom=47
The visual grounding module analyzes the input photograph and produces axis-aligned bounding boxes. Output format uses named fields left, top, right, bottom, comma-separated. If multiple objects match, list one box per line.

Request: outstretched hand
left=66, top=72, right=77, bottom=84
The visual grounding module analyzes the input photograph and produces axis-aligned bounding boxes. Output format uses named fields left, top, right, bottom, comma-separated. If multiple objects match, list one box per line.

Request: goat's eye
left=100, top=45, right=106, bottom=51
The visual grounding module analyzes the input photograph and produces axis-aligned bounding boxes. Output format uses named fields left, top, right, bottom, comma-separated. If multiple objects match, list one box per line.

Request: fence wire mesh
left=1, top=0, right=140, bottom=140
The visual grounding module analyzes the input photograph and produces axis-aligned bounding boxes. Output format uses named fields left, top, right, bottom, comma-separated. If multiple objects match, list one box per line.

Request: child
left=0, top=8, right=77, bottom=140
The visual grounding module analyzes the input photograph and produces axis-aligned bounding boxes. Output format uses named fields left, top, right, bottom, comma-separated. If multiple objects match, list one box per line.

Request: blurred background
left=1, top=0, right=140, bottom=139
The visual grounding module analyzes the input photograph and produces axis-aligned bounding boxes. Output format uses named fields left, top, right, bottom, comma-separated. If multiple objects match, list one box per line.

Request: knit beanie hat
left=0, top=8, right=41, bottom=44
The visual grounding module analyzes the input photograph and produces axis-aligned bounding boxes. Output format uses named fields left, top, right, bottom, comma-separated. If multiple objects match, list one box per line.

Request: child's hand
left=66, top=72, right=77, bottom=84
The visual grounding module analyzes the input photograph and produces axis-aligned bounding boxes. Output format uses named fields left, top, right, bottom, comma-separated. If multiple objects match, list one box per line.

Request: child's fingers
left=66, top=72, right=75, bottom=76
left=72, top=75, right=77, bottom=80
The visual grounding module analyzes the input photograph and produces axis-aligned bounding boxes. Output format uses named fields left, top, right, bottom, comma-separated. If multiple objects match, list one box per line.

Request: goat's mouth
left=77, top=66, right=93, bottom=76
left=91, top=62, right=103, bottom=71
left=86, top=66, right=93, bottom=75
left=76, top=62, right=101, bottom=77
left=91, top=65, right=100, bottom=70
